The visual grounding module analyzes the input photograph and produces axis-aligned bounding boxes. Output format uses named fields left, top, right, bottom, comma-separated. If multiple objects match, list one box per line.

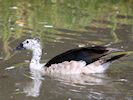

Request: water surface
left=0, top=0, right=133, bottom=100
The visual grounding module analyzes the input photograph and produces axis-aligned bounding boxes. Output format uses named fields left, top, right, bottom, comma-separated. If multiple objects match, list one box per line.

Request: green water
left=0, top=0, right=133, bottom=100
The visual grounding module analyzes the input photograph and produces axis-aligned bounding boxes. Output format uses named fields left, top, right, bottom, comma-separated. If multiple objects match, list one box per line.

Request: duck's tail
left=82, top=53, right=127, bottom=74
left=104, top=53, right=127, bottom=63
left=96, top=53, right=127, bottom=73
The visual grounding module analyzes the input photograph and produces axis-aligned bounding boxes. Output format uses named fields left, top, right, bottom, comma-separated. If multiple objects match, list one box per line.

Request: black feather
left=105, top=53, right=126, bottom=63
left=45, top=46, right=110, bottom=67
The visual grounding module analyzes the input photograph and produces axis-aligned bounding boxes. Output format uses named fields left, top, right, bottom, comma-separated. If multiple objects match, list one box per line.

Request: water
left=0, top=0, right=133, bottom=100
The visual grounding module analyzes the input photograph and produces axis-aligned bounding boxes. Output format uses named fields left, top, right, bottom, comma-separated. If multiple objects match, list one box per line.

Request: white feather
left=20, top=39, right=112, bottom=75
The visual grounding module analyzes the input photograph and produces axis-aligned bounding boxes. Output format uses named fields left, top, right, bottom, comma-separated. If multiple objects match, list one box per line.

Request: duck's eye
left=26, top=41, right=29, bottom=43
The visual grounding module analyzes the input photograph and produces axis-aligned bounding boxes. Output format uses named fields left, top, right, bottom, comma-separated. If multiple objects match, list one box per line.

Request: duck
left=14, top=38, right=126, bottom=75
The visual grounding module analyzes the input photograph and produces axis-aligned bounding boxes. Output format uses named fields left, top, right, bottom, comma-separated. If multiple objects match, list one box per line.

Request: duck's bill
left=13, top=43, right=25, bottom=51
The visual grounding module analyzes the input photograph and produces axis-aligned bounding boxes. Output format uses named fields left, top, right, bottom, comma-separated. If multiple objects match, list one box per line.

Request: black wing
left=45, top=46, right=114, bottom=67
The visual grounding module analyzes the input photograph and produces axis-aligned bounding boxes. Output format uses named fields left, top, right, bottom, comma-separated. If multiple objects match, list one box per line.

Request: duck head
left=15, top=38, right=41, bottom=51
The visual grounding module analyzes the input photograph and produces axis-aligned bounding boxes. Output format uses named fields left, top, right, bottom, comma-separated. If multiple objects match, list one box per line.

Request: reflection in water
left=19, top=68, right=112, bottom=98
left=0, top=0, right=133, bottom=100
left=11, top=61, right=133, bottom=99
left=22, top=70, right=43, bottom=97
left=49, top=73, right=111, bottom=86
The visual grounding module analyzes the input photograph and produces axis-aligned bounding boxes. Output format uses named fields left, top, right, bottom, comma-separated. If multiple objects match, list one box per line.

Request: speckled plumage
left=15, top=38, right=126, bottom=75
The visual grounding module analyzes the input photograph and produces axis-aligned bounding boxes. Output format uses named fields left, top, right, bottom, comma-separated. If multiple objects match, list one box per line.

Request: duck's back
left=45, top=46, right=110, bottom=67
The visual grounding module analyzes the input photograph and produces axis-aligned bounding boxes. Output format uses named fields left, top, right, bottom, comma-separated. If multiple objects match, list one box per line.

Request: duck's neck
left=30, top=47, right=42, bottom=70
